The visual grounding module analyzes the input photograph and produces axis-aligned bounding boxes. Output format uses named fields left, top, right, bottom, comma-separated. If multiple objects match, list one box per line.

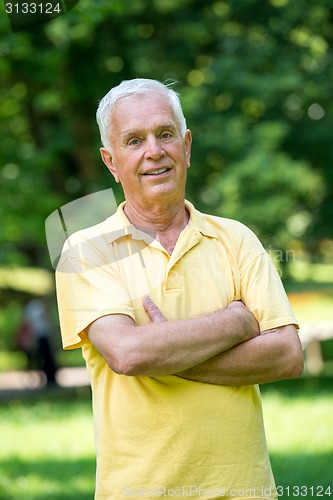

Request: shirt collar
left=105, top=201, right=156, bottom=246
left=185, top=200, right=218, bottom=239
left=105, top=199, right=218, bottom=244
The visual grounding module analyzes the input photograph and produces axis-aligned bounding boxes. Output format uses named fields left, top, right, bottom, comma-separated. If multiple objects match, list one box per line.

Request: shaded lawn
left=270, top=452, right=332, bottom=496
left=0, top=457, right=94, bottom=500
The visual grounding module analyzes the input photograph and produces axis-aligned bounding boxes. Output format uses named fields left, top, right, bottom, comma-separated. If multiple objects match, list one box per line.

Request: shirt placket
left=164, top=228, right=202, bottom=292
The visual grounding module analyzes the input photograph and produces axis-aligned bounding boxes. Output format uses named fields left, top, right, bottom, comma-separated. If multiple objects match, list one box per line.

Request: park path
left=0, top=366, right=90, bottom=401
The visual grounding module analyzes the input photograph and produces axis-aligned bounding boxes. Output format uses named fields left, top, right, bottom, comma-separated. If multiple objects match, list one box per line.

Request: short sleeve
left=234, top=223, right=298, bottom=331
left=240, top=251, right=298, bottom=331
left=56, top=233, right=135, bottom=350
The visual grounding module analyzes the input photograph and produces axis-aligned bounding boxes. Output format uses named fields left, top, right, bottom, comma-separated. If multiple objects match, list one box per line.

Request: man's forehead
left=121, top=121, right=177, bottom=137
left=112, top=94, right=179, bottom=132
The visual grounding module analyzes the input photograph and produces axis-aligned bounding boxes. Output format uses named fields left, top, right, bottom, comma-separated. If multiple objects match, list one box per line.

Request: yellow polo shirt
left=56, top=200, right=297, bottom=500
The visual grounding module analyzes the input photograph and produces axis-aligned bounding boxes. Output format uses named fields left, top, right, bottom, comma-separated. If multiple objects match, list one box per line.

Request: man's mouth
left=143, top=168, right=171, bottom=176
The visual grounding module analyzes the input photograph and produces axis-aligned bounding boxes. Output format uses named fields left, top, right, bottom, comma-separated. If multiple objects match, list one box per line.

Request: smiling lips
left=143, top=167, right=171, bottom=176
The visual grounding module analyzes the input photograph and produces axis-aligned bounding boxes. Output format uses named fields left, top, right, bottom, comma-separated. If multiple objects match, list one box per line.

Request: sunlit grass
left=0, top=267, right=52, bottom=296
left=289, top=260, right=333, bottom=285
left=263, top=391, right=333, bottom=454
left=1, top=399, right=94, bottom=455
left=288, top=285, right=333, bottom=324
left=0, top=397, right=95, bottom=500
left=261, top=379, right=333, bottom=495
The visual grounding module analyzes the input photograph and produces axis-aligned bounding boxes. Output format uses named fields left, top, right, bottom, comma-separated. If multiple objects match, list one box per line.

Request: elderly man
left=56, top=78, right=303, bottom=499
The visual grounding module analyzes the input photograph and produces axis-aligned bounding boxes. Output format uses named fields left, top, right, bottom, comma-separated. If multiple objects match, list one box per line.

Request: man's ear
left=184, top=129, right=192, bottom=169
left=100, top=147, right=120, bottom=183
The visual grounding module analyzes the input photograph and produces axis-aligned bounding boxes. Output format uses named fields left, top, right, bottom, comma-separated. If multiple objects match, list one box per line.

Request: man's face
left=100, top=94, right=192, bottom=208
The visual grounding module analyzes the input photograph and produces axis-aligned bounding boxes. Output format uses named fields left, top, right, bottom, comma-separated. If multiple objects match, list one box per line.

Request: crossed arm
left=86, top=297, right=304, bottom=386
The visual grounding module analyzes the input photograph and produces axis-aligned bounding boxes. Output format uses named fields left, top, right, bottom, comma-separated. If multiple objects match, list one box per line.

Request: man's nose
left=144, top=135, right=164, bottom=160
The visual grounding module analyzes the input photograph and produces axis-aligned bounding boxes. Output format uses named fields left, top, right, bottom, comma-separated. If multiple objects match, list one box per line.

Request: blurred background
left=0, top=0, right=332, bottom=498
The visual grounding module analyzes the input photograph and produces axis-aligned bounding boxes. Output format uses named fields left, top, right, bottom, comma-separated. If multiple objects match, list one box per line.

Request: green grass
left=0, top=379, right=332, bottom=499
left=0, top=396, right=95, bottom=500
left=261, top=378, right=333, bottom=497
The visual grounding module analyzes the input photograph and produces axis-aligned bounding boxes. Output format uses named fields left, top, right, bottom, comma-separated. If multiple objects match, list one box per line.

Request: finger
left=143, top=296, right=166, bottom=323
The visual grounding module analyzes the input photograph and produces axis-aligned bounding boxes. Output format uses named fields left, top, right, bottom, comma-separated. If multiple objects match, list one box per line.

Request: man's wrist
left=224, top=301, right=259, bottom=343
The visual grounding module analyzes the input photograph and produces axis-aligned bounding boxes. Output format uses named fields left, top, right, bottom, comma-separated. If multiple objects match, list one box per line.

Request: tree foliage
left=1, top=0, right=332, bottom=270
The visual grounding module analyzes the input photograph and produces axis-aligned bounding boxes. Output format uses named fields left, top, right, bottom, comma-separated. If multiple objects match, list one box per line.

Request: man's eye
left=129, top=138, right=140, bottom=146
left=161, top=132, right=172, bottom=139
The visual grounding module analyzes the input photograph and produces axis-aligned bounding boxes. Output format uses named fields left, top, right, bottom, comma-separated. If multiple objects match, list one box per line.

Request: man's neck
left=123, top=199, right=189, bottom=254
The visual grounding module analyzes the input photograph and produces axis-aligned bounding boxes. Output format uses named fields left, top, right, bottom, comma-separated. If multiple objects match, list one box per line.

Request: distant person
left=56, top=79, right=304, bottom=499
left=17, top=298, right=58, bottom=385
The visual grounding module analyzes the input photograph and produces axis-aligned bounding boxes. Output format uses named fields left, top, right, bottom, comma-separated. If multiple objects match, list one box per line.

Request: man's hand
left=143, top=296, right=167, bottom=323
left=226, top=301, right=260, bottom=341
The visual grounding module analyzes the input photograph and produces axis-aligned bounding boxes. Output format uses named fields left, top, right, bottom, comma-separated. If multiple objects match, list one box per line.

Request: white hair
left=96, top=78, right=187, bottom=151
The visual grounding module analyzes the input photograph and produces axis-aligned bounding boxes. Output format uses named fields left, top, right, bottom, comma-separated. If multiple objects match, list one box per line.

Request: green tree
left=0, top=0, right=332, bottom=271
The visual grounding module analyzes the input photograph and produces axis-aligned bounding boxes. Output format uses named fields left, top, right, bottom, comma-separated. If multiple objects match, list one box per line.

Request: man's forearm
left=176, top=325, right=304, bottom=385
left=87, top=300, right=259, bottom=376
